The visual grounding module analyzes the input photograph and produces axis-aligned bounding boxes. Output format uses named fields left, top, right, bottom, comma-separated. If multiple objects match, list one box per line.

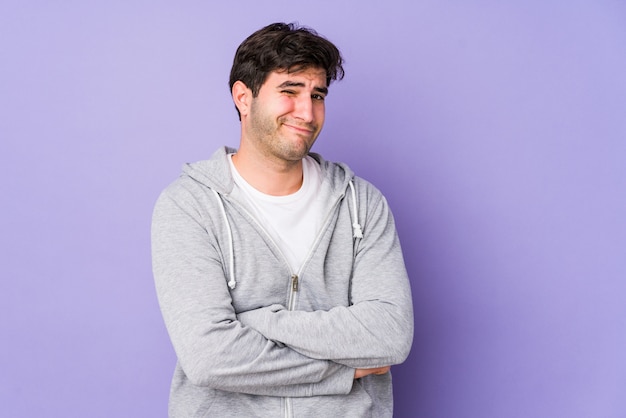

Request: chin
left=278, top=139, right=314, bottom=159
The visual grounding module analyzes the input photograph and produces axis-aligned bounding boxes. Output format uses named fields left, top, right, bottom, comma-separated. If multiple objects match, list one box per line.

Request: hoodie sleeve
left=236, top=181, right=414, bottom=368
left=151, top=184, right=355, bottom=396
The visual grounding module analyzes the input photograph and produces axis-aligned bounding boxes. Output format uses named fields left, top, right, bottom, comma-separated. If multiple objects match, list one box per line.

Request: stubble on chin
left=269, top=133, right=313, bottom=162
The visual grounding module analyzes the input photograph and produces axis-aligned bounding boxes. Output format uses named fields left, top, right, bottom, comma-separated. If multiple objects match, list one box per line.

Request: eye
left=281, top=90, right=296, bottom=95
left=312, top=94, right=326, bottom=101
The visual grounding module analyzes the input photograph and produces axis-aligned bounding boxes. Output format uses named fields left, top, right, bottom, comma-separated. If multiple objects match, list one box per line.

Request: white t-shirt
left=228, top=155, right=324, bottom=272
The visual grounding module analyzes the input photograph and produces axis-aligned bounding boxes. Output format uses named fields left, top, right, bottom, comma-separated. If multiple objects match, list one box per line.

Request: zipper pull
left=291, top=274, right=299, bottom=292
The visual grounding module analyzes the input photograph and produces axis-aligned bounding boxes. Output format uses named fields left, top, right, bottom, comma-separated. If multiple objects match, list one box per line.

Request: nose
left=293, top=95, right=314, bottom=123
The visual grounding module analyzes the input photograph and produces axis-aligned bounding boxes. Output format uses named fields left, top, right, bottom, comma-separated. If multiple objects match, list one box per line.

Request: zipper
left=285, top=397, right=293, bottom=418
left=291, top=274, right=299, bottom=292
left=283, top=196, right=343, bottom=417
left=222, top=193, right=346, bottom=418
left=287, top=274, right=299, bottom=311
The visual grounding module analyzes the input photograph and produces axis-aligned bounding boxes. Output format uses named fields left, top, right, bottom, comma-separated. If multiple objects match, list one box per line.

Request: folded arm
left=237, top=190, right=414, bottom=368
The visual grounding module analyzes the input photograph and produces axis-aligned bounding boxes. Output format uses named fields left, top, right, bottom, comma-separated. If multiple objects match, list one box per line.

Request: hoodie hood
left=181, top=146, right=355, bottom=199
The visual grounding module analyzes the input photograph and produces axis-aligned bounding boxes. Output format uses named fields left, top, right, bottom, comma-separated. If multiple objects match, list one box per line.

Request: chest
left=220, top=202, right=357, bottom=314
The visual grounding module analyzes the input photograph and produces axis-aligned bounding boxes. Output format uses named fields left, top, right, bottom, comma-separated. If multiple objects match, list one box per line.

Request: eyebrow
left=277, top=81, right=328, bottom=95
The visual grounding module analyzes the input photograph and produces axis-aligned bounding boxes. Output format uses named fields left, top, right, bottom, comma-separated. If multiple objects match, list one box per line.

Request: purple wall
left=2, top=2, right=625, bottom=417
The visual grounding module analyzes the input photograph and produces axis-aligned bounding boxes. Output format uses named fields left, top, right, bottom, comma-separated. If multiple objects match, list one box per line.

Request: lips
left=285, top=125, right=314, bottom=135
left=281, top=119, right=317, bottom=134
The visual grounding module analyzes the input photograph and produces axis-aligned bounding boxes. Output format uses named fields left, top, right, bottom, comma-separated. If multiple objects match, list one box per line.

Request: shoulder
left=154, top=161, right=230, bottom=219
left=156, top=146, right=235, bottom=202
left=309, top=152, right=386, bottom=202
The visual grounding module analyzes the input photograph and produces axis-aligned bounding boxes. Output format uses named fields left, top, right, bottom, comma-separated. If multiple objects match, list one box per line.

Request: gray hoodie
left=152, top=147, right=414, bottom=417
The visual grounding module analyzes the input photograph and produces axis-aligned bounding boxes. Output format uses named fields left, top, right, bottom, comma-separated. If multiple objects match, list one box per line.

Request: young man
left=152, top=22, right=413, bottom=417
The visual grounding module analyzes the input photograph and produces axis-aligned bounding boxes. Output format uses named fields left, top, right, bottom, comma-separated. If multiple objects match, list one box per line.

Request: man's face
left=244, top=67, right=328, bottom=163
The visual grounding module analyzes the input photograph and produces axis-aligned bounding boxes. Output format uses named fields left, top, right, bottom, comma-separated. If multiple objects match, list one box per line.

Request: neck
left=231, top=150, right=304, bottom=196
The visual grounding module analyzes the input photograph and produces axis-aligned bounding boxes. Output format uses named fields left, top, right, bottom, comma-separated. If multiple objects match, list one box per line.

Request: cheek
left=276, top=96, right=296, bottom=113
left=314, top=104, right=325, bottom=124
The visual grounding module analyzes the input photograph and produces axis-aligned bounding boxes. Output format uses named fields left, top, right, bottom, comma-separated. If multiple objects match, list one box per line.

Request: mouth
left=282, top=121, right=316, bottom=135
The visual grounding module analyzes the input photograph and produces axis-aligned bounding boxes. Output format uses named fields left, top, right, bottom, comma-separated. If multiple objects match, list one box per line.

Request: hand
left=354, top=366, right=390, bottom=379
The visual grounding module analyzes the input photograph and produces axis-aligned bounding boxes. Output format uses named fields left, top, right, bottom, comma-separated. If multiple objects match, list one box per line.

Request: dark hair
left=229, top=22, right=344, bottom=105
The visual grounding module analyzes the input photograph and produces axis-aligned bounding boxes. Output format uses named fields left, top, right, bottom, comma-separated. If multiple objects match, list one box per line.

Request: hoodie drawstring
left=348, top=180, right=363, bottom=239
left=212, top=190, right=237, bottom=289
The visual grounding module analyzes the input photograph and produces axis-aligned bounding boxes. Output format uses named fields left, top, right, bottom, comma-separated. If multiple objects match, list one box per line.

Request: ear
left=232, top=80, right=252, bottom=118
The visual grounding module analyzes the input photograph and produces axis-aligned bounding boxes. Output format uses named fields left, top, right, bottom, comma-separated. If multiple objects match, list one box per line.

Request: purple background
left=2, top=1, right=625, bottom=417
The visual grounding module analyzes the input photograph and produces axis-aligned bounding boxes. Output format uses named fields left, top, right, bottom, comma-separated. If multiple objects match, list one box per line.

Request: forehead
left=265, top=67, right=328, bottom=87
